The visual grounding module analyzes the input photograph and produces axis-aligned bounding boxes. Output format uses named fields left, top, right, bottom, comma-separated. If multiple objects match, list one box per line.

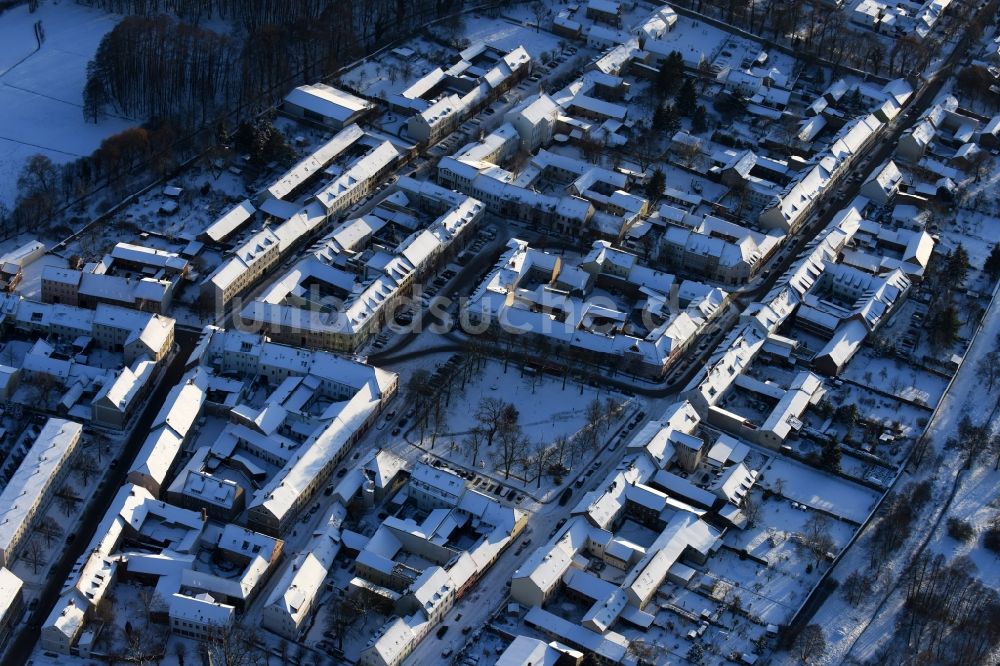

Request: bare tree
left=586, top=398, right=605, bottom=435
left=123, top=624, right=155, bottom=666
left=799, top=514, right=835, bottom=567
left=793, top=624, right=827, bottom=664
left=137, top=589, right=167, bottom=627
left=495, top=428, right=529, bottom=481
left=525, top=444, right=553, bottom=489
left=977, top=349, right=1000, bottom=392
left=37, top=516, right=64, bottom=548
left=530, top=1, right=547, bottom=32
left=58, top=484, right=82, bottom=516
left=428, top=397, right=448, bottom=449
left=841, top=569, right=873, bottom=606
left=957, top=416, right=991, bottom=469
left=627, top=639, right=658, bottom=662
left=463, top=426, right=486, bottom=468
left=206, top=623, right=266, bottom=666
left=74, top=452, right=101, bottom=485
left=571, top=428, right=595, bottom=463
left=552, top=435, right=570, bottom=469
left=475, top=398, right=507, bottom=448
left=325, top=596, right=362, bottom=651
left=20, top=539, right=46, bottom=574
left=173, top=641, right=187, bottom=666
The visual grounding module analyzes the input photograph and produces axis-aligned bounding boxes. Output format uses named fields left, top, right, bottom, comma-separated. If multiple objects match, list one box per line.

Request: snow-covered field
left=0, top=1, right=132, bottom=208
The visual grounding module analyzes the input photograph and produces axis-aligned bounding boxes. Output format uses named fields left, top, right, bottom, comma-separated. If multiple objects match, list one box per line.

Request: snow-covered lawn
left=649, top=14, right=731, bottom=66
left=0, top=1, right=132, bottom=207
left=757, top=455, right=881, bottom=524
left=841, top=349, right=948, bottom=407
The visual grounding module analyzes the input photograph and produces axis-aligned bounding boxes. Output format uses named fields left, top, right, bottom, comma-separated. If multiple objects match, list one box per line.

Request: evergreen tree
left=691, top=105, right=708, bottom=133
left=947, top=243, right=970, bottom=286
left=645, top=169, right=666, bottom=203
left=820, top=441, right=842, bottom=472
left=675, top=77, right=697, bottom=117
left=655, top=50, right=685, bottom=98
left=929, top=305, right=961, bottom=347
left=984, top=243, right=1000, bottom=279
left=653, top=104, right=680, bottom=134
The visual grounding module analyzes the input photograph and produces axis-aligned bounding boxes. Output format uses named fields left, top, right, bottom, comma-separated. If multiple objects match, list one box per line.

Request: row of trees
left=1, top=119, right=189, bottom=239
left=3, top=0, right=486, bottom=240
left=83, top=0, right=475, bottom=34
left=866, top=480, right=933, bottom=571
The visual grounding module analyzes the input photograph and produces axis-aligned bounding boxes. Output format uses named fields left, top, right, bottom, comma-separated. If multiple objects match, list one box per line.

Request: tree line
left=896, top=553, right=1000, bottom=665
left=0, top=0, right=493, bottom=240
left=1, top=120, right=193, bottom=239
left=81, top=0, right=478, bottom=124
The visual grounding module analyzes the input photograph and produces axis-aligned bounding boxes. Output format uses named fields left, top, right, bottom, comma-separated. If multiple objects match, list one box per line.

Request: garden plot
left=0, top=2, right=132, bottom=207
left=757, top=455, right=881, bottom=524
left=729, top=491, right=856, bottom=562
left=841, top=349, right=948, bottom=407
left=948, top=207, right=1000, bottom=268
left=699, top=549, right=808, bottom=626
left=460, top=15, right=563, bottom=60
left=630, top=585, right=772, bottom=664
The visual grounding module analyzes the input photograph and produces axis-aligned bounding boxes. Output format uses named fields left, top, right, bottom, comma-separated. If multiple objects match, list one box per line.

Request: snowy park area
left=412, top=359, right=633, bottom=494
left=442, top=360, right=610, bottom=443
left=0, top=1, right=132, bottom=207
